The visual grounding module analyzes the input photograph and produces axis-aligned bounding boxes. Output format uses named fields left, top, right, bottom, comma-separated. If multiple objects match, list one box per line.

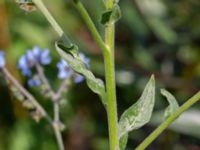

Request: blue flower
left=18, top=55, right=32, bottom=76
left=74, top=74, right=84, bottom=83
left=28, top=77, right=41, bottom=87
left=57, top=59, right=73, bottom=79
left=32, top=46, right=51, bottom=65
left=0, top=51, right=5, bottom=69
left=18, top=46, right=52, bottom=76
left=79, top=53, right=90, bottom=67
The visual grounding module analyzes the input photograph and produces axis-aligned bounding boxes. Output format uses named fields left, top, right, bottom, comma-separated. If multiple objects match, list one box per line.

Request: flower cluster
left=1, top=46, right=90, bottom=87
left=57, top=53, right=90, bottom=83
left=17, top=46, right=90, bottom=86
left=18, top=46, right=51, bottom=87
left=18, top=46, right=51, bottom=77
left=0, top=51, right=5, bottom=69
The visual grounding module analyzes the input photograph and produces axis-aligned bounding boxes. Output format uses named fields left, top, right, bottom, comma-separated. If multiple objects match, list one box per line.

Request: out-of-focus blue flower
left=28, top=78, right=41, bottom=87
left=26, top=50, right=36, bottom=67
left=32, top=46, right=51, bottom=65
left=18, top=46, right=52, bottom=76
left=0, top=51, right=5, bottom=69
left=74, top=74, right=84, bottom=83
left=18, top=55, right=32, bottom=76
left=79, top=53, right=90, bottom=67
left=57, top=59, right=73, bottom=79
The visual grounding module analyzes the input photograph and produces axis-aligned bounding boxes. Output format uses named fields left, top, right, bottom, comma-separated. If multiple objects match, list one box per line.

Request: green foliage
left=118, top=75, right=155, bottom=148
left=161, top=89, right=179, bottom=119
left=119, top=133, right=128, bottom=150
left=55, top=42, right=107, bottom=106
left=100, top=4, right=121, bottom=25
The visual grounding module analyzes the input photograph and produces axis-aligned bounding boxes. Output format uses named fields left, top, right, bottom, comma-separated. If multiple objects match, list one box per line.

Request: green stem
left=73, top=0, right=109, bottom=54
left=106, top=0, right=114, bottom=9
left=73, top=1, right=119, bottom=148
left=104, top=23, right=119, bottom=150
left=33, top=0, right=72, bottom=46
left=104, top=1, right=119, bottom=148
left=136, top=91, right=200, bottom=150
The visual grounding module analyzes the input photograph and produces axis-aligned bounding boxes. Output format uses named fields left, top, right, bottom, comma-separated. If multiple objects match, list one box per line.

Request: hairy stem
left=136, top=91, right=200, bottom=150
left=33, top=0, right=72, bottom=46
left=73, top=0, right=109, bottom=54
left=104, top=23, right=119, bottom=150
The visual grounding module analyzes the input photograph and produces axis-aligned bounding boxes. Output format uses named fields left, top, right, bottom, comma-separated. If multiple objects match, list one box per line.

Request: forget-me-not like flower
left=57, top=57, right=87, bottom=83
left=28, top=77, right=41, bottom=87
left=18, top=46, right=52, bottom=76
left=57, top=59, right=73, bottom=79
left=74, top=74, right=84, bottom=83
left=0, top=51, right=5, bottom=69
left=32, top=46, right=51, bottom=65
left=79, top=53, right=90, bottom=67
left=18, top=55, right=32, bottom=76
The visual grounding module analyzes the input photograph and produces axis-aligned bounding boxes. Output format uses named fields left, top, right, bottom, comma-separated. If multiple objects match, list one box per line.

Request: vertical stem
left=35, top=64, right=65, bottom=150
left=104, top=23, right=119, bottom=149
left=53, top=125, right=65, bottom=150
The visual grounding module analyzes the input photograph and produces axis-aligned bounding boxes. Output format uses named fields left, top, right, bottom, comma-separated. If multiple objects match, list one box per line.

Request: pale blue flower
left=0, top=51, right=5, bottom=69
left=28, top=78, right=41, bottom=87
left=79, top=53, right=90, bottom=67
left=57, top=59, right=73, bottom=79
left=74, top=74, right=84, bottom=83
left=18, top=55, right=32, bottom=76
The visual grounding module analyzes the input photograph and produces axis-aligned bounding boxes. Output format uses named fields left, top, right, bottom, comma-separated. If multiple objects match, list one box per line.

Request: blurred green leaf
left=118, top=75, right=155, bottom=138
left=151, top=110, right=200, bottom=139
left=161, top=89, right=179, bottom=119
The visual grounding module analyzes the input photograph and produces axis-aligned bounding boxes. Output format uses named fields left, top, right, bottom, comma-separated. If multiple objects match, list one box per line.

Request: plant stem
left=74, top=1, right=119, bottom=148
left=33, top=0, right=72, bottom=46
left=136, top=91, right=200, bottom=150
left=73, top=0, right=109, bottom=54
left=106, top=0, right=114, bottom=9
left=35, top=64, right=65, bottom=150
left=2, top=68, right=52, bottom=123
left=104, top=22, right=119, bottom=149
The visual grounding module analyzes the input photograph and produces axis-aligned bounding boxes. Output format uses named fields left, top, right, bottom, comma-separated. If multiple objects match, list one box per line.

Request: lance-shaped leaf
left=161, top=89, right=179, bottom=119
left=119, top=133, right=128, bottom=150
left=118, top=75, right=155, bottom=138
left=55, top=42, right=107, bottom=106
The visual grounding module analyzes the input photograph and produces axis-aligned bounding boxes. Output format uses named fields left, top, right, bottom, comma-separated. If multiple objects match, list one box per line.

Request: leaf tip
left=149, top=74, right=155, bottom=85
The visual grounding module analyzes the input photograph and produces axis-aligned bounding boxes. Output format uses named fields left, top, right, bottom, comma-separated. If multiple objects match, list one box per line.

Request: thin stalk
left=104, top=23, right=119, bottom=150
left=35, top=65, right=65, bottom=150
left=136, top=91, right=200, bottom=150
left=73, top=0, right=109, bottom=54
left=2, top=68, right=52, bottom=123
left=53, top=125, right=65, bottom=150
left=73, top=1, right=119, bottom=148
left=33, top=0, right=72, bottom=46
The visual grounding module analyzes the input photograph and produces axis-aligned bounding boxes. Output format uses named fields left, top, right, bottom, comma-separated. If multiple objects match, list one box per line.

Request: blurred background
left=0, top=0, right=200, bottom=149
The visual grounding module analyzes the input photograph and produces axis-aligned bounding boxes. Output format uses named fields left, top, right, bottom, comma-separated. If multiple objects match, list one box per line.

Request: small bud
left=22, top=100, right=35, bottom=109
left=16, top=0, right=37, bottom=12
left=53, top=121, right=66, bottom=131
left=30, top=109, right=43, bottom=123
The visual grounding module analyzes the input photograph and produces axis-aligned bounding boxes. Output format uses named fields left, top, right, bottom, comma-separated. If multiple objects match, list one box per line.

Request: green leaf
left=55, top=42, right=107, bottom=106
left=118, top=75, right=155, bottom=138
left=119, top=133, right=128, bottom=150
left=100, top=4, right=121, bottom=25
left=161, top=89, right=179, bottom=119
